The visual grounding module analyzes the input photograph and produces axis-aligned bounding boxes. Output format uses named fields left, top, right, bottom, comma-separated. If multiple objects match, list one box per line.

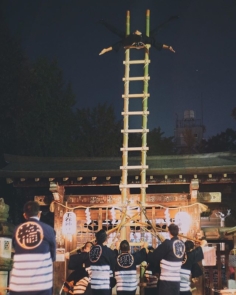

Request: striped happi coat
left=66, top=251, right=92, bottom=295
left=180, top=247, right=203, bottom=295
left=144, top=268, right=158, bottom=289
left=9, top=217, right=56, bottom=295
left=115, top=248, right=147, bottom=294
left=148, top=237, right=185, bottom=295
left=89, top=244, right=116, bottom=295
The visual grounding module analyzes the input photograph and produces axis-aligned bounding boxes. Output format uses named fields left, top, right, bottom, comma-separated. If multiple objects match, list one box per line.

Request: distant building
left=174, top=110, right=205, bottom=153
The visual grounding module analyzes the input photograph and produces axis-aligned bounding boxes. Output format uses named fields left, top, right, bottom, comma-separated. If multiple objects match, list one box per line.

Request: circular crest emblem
left=117, top=253, right=134, bottom=268
left=15, top=221, right=44, bottom=249
left=173, top=240, right=185, bottom=259
left=89, top=245, right=102, bottom=263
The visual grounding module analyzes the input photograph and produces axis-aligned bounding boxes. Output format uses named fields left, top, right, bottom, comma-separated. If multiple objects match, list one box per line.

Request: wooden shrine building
left=1, top=151, right=236, bottom=295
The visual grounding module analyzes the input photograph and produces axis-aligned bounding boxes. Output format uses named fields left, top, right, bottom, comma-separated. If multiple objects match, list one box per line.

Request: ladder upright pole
left=120, top=10, right=130, bottom=241
left=140, top=10, right=150, bottom=206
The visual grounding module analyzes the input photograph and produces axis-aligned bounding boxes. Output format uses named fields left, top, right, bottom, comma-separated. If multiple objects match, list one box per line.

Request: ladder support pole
left=140, top=10, right=150, bottom=207
left=120, top=10, right=131, bottom=241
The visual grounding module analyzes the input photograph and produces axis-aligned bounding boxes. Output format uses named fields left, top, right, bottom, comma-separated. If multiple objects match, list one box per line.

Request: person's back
left=89, top=229, right=116, bottom=295
left=115, top=240, right=147, bottom=295
left=180, top=240, right=206, bottom=295
left=64, top=242, right=93, bottom=295
left=144, top=247, right=158, bottom=295
left=149, top=224, right=185, bottom=295
left=9, top=201, right=56, bottom=295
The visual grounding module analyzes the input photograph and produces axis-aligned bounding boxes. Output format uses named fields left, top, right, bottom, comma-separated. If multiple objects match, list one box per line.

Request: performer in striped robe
left=144, top=247, right=158, bottom=295
left=115, top=240, right=147, bottom=295
left=89, top=230, right=116, bottom=295
left=9, top=201, right=56, bottom=295
left=148, top=224, right=185, bottom=295
left=64, top=242, right=93, bottom=295
left=180, top=240, right=206, bottom=295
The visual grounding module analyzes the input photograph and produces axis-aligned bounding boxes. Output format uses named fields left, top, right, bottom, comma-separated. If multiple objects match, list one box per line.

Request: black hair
left=168, top=223, right=179, bottom=237
left=85, top=241, right=93, bottom=248
left=148, top=246, right=154, bottom=251
left=23, top=201, right=40, bottom=217
left=95, top=229, right=107, bottom=244
left=120, top=240, right=130, bottom=252
left=185, top=240, right=194, bottom=252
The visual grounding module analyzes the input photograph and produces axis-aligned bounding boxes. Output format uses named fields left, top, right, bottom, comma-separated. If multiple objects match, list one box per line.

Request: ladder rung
left=122, top=94, right=150, bottom=98
left=120, top=165, right=148, bottom=170
left=123, top=77, right=150, bottom=81
left=120, top=147, right=149, bottom=151
left=123, top=60, right=150, bottom=65
left=122, top=111, right=150, bottom=115
left=119, top=184, right=148, bottom=188
left=121, top=129, right=149, bottom=133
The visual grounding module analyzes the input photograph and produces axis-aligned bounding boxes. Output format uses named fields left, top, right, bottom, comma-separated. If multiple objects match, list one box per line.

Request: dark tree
left=74, top=103, right=122, bottom=157
left=16, top=58, right=76, bottom=156
left=201, top=128, right=236, bottom=153
left=232, top=107, right=236, bottom=121
left=0, top=17, right=32, bottom=156
left=148, top=127, right=174, bottom=155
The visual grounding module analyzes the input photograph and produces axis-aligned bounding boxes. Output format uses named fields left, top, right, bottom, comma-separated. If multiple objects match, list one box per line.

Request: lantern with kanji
left=62, top=211, right=77, bottom=241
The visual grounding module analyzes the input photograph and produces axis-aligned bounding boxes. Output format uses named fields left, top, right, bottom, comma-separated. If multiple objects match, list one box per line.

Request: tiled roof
left=0, top=152, right=236, bottom=178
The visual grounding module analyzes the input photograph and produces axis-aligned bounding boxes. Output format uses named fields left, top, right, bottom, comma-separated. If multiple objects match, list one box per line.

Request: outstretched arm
left=98, top=20, right=125, bottom=39
left=163, top=44, right=175, bottom=53
left=150, top=15, right=179, bottom=37
left=99, top=47, right=113, bottom=55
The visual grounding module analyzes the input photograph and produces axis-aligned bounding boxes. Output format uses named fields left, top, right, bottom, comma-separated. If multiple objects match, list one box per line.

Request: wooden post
left=120, top=10, right=130, bottom=241
left=140, top=9, right=150, bottom=209
left=140, top=10, right=150, bottom=295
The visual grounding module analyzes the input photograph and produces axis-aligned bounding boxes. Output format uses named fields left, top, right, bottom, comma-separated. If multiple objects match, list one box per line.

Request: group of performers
left=1, top=202, right=206, bottom=295
left=63, top=224, right=207, bottom=295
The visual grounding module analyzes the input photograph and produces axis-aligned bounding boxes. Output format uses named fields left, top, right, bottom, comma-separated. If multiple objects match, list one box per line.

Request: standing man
left=148, top=224, right=185, bottom=295
left=89, top=229, right=116, bottom=295
left=63, top=241, right=93, bottom=295
left=144, top=246, right=158, bottom=295
left=9, top=201, right=56, bottom=295
left=115, top=240, right=148, bottom=295
left=180, top=240, right=206, bottom=295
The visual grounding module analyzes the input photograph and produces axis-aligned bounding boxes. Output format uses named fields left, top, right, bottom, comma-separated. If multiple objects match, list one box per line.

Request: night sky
left=2, top=0, right=236, bottom=138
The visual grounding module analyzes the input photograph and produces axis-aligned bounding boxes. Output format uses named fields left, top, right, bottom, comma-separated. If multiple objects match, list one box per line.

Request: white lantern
left=62, top=212, right=77, bottom=241
left=175, top=211, right=192, bottom=234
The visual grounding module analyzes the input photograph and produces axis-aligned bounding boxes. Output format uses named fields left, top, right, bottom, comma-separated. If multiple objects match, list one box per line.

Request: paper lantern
left=62, top=212, right=77, bottom=241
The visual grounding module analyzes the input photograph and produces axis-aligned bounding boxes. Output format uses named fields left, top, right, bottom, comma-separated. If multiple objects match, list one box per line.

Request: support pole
left=140, top=11, right=150, bottom=295
left=140, top=9, right=150, bottom=218
left=120, top=10, right=130, bottom=241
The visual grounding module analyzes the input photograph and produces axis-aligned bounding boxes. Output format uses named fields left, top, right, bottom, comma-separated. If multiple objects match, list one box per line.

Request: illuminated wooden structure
left=1, top=152, right=236, bottom=294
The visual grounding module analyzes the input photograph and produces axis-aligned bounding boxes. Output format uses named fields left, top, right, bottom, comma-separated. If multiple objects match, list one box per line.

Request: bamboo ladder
left=119, top=10, right=151, bottom=242
left=118, top=10, right=151, bottom=295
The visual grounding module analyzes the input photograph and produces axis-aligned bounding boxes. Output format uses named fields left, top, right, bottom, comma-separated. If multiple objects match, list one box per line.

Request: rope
left=69, top=210, right=141, bottom=254
left=53, top=201, right=208, bottom=213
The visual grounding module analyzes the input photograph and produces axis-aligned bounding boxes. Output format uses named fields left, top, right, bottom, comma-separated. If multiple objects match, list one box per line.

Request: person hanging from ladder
left=98, top=16, right=178, bottom=55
